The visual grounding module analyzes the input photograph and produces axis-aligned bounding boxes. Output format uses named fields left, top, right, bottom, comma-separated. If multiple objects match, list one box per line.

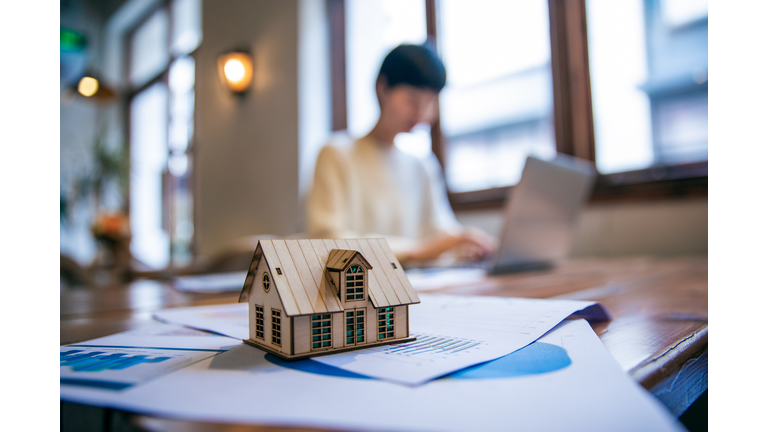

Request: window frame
left=255, top=305, right=265, bottom=339
left=124, top=0, right=199, bottom=270
left=344, top=309, right=366, bottom=345
left=377, top=307, right=396, bottom=341
left=311, top=313, right=334, bottom=350
left=329, top=0, right=707, bottom=210
left=262, top=272, right=270, bottom=292
left=345, top=265, right=366, bottom=301
left=271, top=309, right=282, bottom=346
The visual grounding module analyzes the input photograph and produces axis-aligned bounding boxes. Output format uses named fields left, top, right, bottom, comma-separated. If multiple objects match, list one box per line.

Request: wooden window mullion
left=425, top=0, right=446, bottom=170
left=329, top=0, right=348, bottom=132
left=548, top=0, right=595, bottom=162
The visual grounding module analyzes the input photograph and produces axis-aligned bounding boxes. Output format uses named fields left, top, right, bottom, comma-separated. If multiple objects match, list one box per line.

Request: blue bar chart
left=60, top=345, right=222, bottom=391
left=385, top=333, right=482, bottom=356
left=61, top=349, right=171, bottom=372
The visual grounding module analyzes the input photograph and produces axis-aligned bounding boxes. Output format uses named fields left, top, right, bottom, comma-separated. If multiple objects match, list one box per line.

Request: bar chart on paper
left=384, top=333, right=485, bottom=357
left=60, top=346, right=223, bottom=390
left=61, top=349, right=172, bottom=372
left=150, top=294, right=609, bottom=385
left=313, top=294, right=608, bottom=385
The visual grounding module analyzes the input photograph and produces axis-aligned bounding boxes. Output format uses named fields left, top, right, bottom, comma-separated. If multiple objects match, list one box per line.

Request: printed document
left=61, top=319, right=683, bottom=432
left=154, top=294, right=610, bottom=385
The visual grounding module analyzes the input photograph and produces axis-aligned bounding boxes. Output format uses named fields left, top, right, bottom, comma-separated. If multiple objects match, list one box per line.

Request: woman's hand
left=403, top=227, right=497, bottom=263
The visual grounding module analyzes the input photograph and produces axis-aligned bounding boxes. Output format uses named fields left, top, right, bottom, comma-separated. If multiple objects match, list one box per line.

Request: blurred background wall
left=194, top=0, right=303, bottom=255
left=195, top=0, right=332, bottom=256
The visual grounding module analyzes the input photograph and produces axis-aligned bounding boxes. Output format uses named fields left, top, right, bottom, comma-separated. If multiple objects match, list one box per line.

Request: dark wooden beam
left=548, top=0, right=595, bottom=161
left=329, top=0, right=348, bottom=131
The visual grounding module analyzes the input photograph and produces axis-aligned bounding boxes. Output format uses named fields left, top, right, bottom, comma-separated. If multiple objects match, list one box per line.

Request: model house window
left=345, top=265, right=365, bottom=300
left=311, top=314, right=333, bottom=349
left=271, top=309, right=282, bottom=346
left=255, top=305, right=264, bottom=339
left=346, top=309, right=365, bottom=345
left=262, top=272, right=270, bottom=292
left=377, top=307, right=395, bottom=340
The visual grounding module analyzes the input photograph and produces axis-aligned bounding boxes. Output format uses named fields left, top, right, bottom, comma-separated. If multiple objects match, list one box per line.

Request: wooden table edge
left=630, top=324, right=708, bottom=390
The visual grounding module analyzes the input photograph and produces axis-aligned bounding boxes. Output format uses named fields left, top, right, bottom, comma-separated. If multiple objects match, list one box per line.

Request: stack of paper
left=61, top=318, right=684, bottom=431
left=154, top=294, right=611, bottom=385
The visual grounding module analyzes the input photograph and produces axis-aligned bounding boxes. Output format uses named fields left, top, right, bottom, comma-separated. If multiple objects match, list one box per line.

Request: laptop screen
left=491, top=155, right=596, bottom=274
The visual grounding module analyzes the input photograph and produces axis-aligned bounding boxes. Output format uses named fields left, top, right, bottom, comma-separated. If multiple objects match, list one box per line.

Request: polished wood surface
left=61, top=255, right=707, bottom=432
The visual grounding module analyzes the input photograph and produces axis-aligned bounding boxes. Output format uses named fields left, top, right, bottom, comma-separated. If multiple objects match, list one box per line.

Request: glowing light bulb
left=77, top=76, right=99, bottom=97
left=224, top=59, right=245, bottom=83
left=218, top=52, right=253, bottom=93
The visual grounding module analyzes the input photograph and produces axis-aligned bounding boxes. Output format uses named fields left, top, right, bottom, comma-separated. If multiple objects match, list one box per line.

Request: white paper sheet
left=78, top=323, right=243, bottom=351
left=405, top=267, right=487, bottom=291
left=153, top=303, right=250, bottom=339
left=173, top=271, right=248, bottom=293
left=153, top=294, right=610, bottom=385
left=316, top=294, right=610, bottom=384
left=61, top=320, right=684, bottom=432
left=60, top=324, right=237, bottom=392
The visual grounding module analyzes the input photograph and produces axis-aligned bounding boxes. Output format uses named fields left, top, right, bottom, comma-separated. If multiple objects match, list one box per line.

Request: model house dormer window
left=324, top=249, right=373, bottom=304
left=346, top=265, right=365, bottom=300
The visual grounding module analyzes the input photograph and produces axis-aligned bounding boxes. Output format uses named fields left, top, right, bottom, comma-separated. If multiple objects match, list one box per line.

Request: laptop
left=407, top=153, right=597, bottom=275
left=488, top=154, right=597, bottom=274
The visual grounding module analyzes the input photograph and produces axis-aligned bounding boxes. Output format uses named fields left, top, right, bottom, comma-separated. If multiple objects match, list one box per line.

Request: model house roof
left=238, top=238, right=419, bottom=317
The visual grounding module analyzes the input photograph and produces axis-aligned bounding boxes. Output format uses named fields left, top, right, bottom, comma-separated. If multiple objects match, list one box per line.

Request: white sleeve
left=307, top=144, right=356, bottom=238
left=421, top=153, right=462, bottom=237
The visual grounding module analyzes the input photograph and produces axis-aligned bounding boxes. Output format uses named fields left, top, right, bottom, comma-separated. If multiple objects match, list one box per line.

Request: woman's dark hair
left=377, top=42, right=446, bottom=92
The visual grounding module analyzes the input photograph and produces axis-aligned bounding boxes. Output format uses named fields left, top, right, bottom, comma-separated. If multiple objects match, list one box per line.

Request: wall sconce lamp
left=68, top=72, right=116, bottom=101
left=217, top=51, right=253, bottom=94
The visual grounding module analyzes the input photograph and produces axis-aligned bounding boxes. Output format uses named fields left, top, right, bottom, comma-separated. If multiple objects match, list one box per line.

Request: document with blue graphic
left=314, top=293, right=610, bottom=384
left=59, top=319, right=684, bottom=432
left=60, top=324, right=237, bottom=391
left=154, top=294, right=610, bottom=385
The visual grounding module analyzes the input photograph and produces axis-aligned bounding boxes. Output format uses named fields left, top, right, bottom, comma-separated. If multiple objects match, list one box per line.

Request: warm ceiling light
left=78, top=76, right=99, bottom=97
left=217, top=51, right=253, bottom=94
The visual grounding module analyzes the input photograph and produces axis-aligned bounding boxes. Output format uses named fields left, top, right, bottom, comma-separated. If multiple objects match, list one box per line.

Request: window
left=345, top=265, right=365, bottom=301
left=438, top=0, right=556, bottom=192
left=377, top=307, right=395, bottom=340
left=262, top=272, right=270, bottom=292
left=345, top=0, right=432, bottom=159
left=332, top=0, right=707, bottom=208
left=311, top=314, right=333, bottom=349
left=255, top=305, right=264, bottom=339
left=345, top=309, right=365, bottom=345
left=271, top=309, right=282, bottom=346
left=586, top=0, right=707, bottom=174
left=127, top=0, right=201, bottom=269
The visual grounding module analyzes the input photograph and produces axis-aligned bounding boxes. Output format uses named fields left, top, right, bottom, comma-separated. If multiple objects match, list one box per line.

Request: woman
left=307, top=43, right=495, bottom=264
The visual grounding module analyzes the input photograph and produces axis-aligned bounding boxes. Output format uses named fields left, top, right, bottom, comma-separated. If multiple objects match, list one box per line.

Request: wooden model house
left=238, top=238, right=420, bottom=360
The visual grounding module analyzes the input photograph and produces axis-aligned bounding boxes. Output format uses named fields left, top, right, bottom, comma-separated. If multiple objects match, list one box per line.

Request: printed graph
left=384, top=333, right=482, bottom=356
left=61, top=349, right=171, bottom=372
left=60, top=346, right=222, bottom=391
left=269, top=341, right=570, bottom=380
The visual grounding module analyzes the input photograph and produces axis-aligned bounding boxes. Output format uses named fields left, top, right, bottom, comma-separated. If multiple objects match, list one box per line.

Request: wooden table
left=61, top=256, right=708, bottom=432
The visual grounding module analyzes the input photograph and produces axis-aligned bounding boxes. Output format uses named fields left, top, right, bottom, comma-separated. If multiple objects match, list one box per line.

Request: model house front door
left=345, top=308, right=365, bottom=346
